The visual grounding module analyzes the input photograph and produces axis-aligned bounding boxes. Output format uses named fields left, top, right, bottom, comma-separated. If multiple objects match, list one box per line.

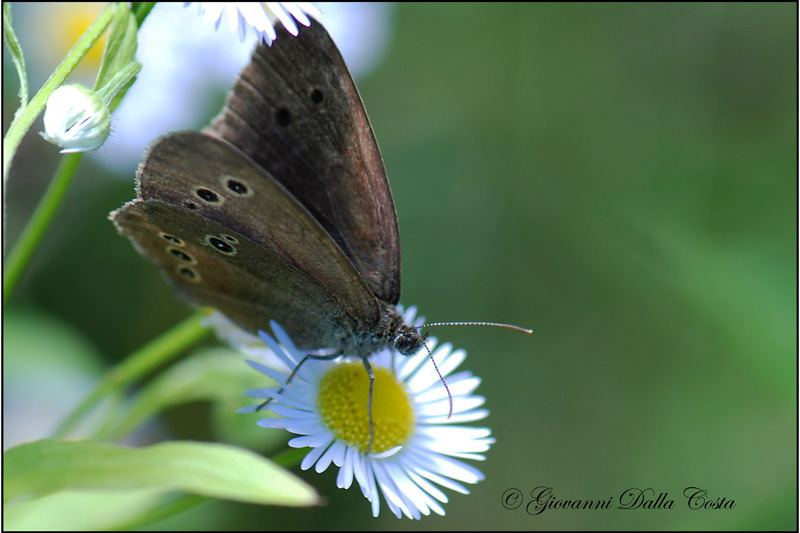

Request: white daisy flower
left=186, top=2, right=322, bottom=45
left=239, top=306, right=495, bottom=519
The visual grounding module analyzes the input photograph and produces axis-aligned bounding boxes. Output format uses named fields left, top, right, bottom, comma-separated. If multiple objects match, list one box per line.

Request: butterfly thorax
left=340, top=303, right=424, bottom=359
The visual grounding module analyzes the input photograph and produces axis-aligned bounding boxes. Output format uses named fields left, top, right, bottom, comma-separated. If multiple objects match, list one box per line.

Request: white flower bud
left=40, top=84, right=111, bottom=154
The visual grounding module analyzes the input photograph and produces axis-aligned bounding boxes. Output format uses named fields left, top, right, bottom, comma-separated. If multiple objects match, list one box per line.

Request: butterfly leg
left=257, top=351, right=341, bottom=411
left=362, top=356, right=376, bottom=454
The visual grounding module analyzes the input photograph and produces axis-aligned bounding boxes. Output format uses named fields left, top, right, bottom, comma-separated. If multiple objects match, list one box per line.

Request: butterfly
left=111, top=19, right=529, bottom=450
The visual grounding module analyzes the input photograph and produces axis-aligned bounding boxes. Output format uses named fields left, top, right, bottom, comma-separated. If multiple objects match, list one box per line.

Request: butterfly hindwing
left=112, top=131, right=381, bottom=343
left=113, top=199, right=363, bottom=348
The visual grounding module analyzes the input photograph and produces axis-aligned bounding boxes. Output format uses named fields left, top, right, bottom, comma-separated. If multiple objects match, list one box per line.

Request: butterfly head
left=392, top=325, right=429, bottom=356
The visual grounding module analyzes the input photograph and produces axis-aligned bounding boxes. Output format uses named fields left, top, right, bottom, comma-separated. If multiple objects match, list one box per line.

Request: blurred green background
left=3, top=2, right=796, bottom=530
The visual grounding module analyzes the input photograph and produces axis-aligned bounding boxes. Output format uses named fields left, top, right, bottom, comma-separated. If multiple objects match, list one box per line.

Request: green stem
left=52, top=311, right=212, bottom=439
left=131, top=2, right=156, bottom=28
left=3, top=2, right=29, bottom=109
left=2, top=3, right=115, bottom=180
left=97, top=61, right=142, bottom=105
left=3, top=153, right=83, bottom=300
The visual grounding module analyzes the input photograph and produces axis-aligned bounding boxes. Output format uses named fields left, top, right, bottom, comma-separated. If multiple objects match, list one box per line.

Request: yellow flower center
left=316, top=362, right=415, bottom=454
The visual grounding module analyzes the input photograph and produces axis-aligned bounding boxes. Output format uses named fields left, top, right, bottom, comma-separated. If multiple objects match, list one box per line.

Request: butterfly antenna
left=419, top=321, right=533, bottom=334
left=421, top=339, right=453, bottom=419
left=413, top=321, right=531, bottom=419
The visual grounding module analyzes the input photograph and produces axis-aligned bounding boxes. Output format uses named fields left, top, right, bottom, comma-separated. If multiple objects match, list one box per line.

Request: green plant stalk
left=3, top=2, right=29, bottom=109
left=131, top=2, right=156, bottom=28
left=4, top=5, right=143, bottom=301
left=3, top=153, right=83, bottom=300
left=52, top=311, right=212, bottom=439
left=97, top=61, right=142, bottom=106
left=2, top=3, right=115, bottom=180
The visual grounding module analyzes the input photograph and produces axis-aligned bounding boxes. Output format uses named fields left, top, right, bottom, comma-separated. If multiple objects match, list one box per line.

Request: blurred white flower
left=9, top=3, right=394, bottom=174
left=40, top=84, right=111, bottom=153
left=185, top=2, right=322, bottom=44
left=314, top=2, right=395, bottom=80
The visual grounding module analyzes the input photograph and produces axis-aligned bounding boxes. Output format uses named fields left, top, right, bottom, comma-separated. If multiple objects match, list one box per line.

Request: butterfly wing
left=209, top=19, right=402, bottom=305
left=112, top=131, right=381, bottom=346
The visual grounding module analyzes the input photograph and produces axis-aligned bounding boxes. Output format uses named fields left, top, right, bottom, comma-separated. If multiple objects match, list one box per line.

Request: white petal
left=315, top=438, right=344, bottom=473
left=289, top=432, right=333, bottom=449
left=331, top=439, right=347, bottom=467
left=369, top=445, right=402, bottom=459
left=300, top=435, right=333, bottom=470
left=257, top=330, right=298, bottom=369
left=269, top=403, right=316, bottom=419
left=281, top=2, right=312, bottom=27
left=245, top=359, right=286, bottom=383
left=242, top=387, right=273, bottom=398
left=418, top=425, right=493, bottom=444
left=418, top=408, right=490, bottom=425
left=418, top=453, right=485, bottom=484
left=403, top=466, right=449, bottom=503
left=417, top=397, right=486, bottom=419
left=352, top=449, right=370, bottom=494
left=444, top=451, right=489, bottom=461
left=236, top=3, right=271, bottom=32
left=415, top=372, right=481, bottom=402
left=261, top=389, right=312, bottom=410
left=266, top=2, right=298, bottom=35
left=278, top=419, right=323, bottom=435
left=384, top=461, right=439, bottom=516
left=255, top=418, right=287, bottom=429
left=337, top=446, right=357, bottom=489
left=360, top=457, right=381, bottom=516
left=412, top=467, right=470, bottom=495
left=374, top=460, right=418, bottom=519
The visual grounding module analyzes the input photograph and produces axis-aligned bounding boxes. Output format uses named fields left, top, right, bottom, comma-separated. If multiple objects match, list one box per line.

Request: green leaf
left=2, top=2, right=29, bottom=109
left=4, top=439, right=319, bottom=507
left=105, top=348, right=273, bottom=441
left=4, top=488, right=168, bottom=531
left=93, top=2, right=139, bottom=93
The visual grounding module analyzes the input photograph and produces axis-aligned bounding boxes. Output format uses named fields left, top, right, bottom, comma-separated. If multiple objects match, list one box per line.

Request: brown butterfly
left=111, top=20, right=423, bottom=352
left=111, top=19, right=529, bottom=449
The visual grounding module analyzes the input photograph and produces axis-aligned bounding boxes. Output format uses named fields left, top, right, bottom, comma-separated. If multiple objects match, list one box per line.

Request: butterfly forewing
left=209, top=20, right=402, bottom=305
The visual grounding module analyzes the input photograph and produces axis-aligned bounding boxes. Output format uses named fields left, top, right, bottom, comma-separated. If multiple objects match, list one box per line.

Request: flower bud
left=40, top=84, right=111, bottom=153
